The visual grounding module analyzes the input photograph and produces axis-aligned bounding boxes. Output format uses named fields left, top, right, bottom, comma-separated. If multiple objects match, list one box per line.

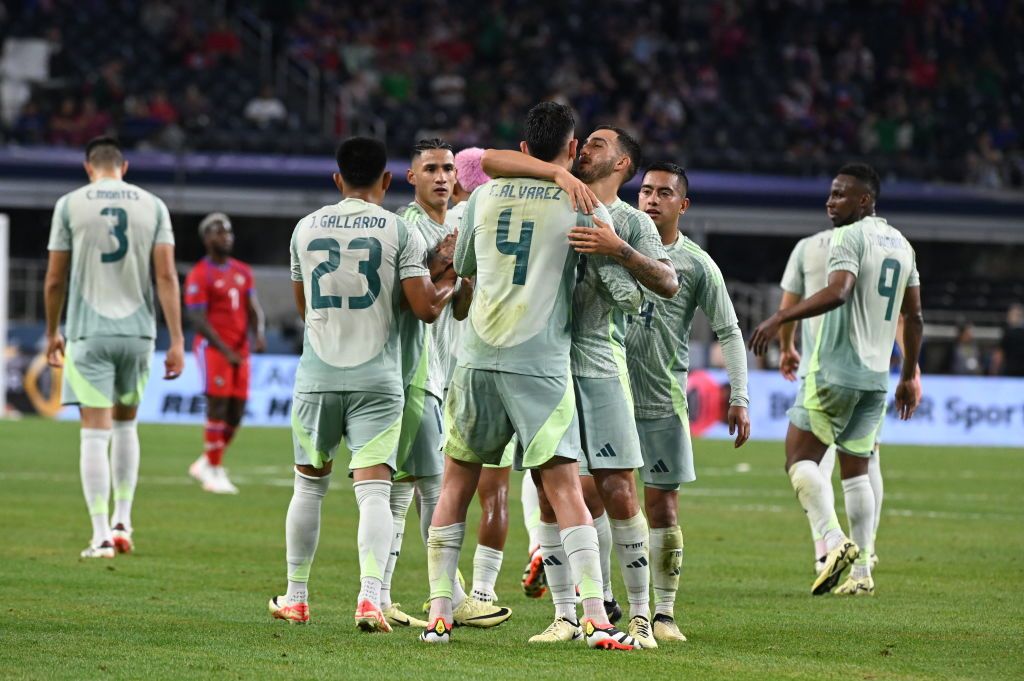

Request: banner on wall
left=44, top=353, right=1024, bottom=447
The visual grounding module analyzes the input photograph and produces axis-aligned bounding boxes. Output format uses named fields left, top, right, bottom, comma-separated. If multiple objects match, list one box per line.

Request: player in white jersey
left=268, top=137, right=457, bottom=629
left=779, top=214, right=921, bottom=574
left=44, top=136, right=185, bottom=558
left=750, top=163, right=924, bottom=596
left=423, top=102, right=640, bottom=650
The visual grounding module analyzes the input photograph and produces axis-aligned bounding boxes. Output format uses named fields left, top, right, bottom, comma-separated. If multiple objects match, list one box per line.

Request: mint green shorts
left=576, top=375, right=644, bottom=476
left=291, top=391, right=403, bottom=471
left=787, top=373, right=886, bottom=458
left=637, top=413, right=695, bottom=490
left=444, top=367, right=579, bottom=470
left=395, top=386, right=445, bottom=480
left=62, top=337, right=154, bottom=408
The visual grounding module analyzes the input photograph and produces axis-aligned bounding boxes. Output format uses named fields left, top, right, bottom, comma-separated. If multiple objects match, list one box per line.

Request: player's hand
left=894, top=377, right=920, bottom=420
left=749, top=313, right=782, bottom=357
left=253, top=336, right=267, bottom=354
left=779, top=348, right=801, bottom=382
left=164, top=344, right=185, bottom=380
left=554, top=167, right=597, bottom=214
left=728, top=405, right=750, bottom=448
left=225, top=348, right=243, bottom=366
left=46, top=332, right=66, bottom=368
left=568, top=217, right=626, bottom=256
left=435, top=232, right=458, bottom=264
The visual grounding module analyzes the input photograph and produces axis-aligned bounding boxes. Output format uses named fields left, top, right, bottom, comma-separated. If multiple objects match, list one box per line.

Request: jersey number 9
left=877, top=257, right=902, bottom=321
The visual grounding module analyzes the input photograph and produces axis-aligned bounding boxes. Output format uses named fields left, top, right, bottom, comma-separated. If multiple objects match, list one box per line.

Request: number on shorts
left=495, top=208, right=534, bottom=286
left=307, top=237, right=383, bottom=310
left=877, top=257, right=902, bottom=321
left=100, top=207, right=129, bottom=263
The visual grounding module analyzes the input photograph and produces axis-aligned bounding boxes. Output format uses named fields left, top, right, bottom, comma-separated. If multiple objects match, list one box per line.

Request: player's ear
left=406, top=166, right=416, bottom=185
left=381, top=171, right=392, bottom=192
left=332, top=172, right=345, bottom=193
left=567, top=137, right=579, bottom=160
left=82, top=161, right=92, bottom=180
left=680, top=197, right=691, bottom=215
left=120, top=160, right=129, bottom=177
left=519, top=141, right=529, bottom=154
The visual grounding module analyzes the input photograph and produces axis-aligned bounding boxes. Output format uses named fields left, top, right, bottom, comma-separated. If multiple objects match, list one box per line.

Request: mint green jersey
left=626, top=235, right=748, bottom=419
left=810, top=216, right=920, bottom=392
left=570, top=199, right=664, bottom=379
left=290, top=198, right=429, bottom=395
left=397, top=202, right=454, bottom=399
left=780, top=228, right=833, bottom=378
left=443, top=201, right=469, bottom=384
left=47, top=178, right=174, bottom=340
left=455, top=177, right=607, bottom=376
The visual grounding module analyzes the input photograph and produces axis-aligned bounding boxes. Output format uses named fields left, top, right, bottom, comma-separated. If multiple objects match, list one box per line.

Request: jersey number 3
left=100, top=207, right=129, bottom=263
left=307, top=237, right=382, bottom=310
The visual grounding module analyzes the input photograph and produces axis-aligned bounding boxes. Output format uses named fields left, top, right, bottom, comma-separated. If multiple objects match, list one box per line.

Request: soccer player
left=628, top=162, right=751, bottom=641
left=185, top=212, right=267, bottom=494
left=482, top=127, right=678, bottom=648
left=44, top=136, right=185, bottom=558
left=268, top=137, right=457, bottom=629
left=750, top=163, right=924, bottom=596
left=778, top=208, right=921, bottom=573
left=422, top=102, right=639, bottom=649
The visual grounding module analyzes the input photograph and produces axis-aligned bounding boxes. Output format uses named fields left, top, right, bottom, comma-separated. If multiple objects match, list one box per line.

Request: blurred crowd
left=0, top=0, right=1021, bottom=187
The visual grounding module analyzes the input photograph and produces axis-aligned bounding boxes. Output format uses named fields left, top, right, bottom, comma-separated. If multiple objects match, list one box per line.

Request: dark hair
left=594, top=125, right=642, bottom=182
left=335, top=137, right=388, bottom=188
left=524, top=102, right=575, bottom=162
left=644, top=161, right=689, bottom=195
left=85, top=136, right=123, bottom=167
left=837, top=162, right=881, bottom=200
left=412, top=137, right=453, bottom=158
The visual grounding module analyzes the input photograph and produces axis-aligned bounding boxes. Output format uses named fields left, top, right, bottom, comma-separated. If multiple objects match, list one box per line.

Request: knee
left=644, top=489, right=678, bottom=527
left=597, top=473, right=636, bottom=516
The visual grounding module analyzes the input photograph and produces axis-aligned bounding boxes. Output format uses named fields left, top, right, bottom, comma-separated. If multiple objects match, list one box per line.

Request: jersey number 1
left=307, top=237, right=382, bottom=310
left=496, top=208, right=534, bottom=286
left=877, top=258, right=902, bottom=321
left=100, top=207, right=129, bottom=263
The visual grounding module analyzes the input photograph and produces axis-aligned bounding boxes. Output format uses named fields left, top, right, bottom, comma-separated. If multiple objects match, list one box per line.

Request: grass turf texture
left=1, top=419, right=1021, bottom=680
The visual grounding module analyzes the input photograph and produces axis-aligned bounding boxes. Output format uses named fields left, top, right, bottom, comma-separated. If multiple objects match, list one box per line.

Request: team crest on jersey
left=214, top=280, right=225, bottom=288
left=235, top=274, right=245, bottom=285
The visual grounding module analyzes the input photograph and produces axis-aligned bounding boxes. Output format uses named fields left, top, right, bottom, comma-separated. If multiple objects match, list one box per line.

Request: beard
left=573, top=157, right=617, bottom=183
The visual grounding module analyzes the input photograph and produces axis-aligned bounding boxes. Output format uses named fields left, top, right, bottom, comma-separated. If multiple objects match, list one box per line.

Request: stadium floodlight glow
left=0, top=214, right=8, bottom=419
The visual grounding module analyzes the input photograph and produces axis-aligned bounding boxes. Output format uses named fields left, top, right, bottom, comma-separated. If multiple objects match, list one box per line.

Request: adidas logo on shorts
left=651, top=459, right=670, bottom=473
left=595, top=444, right=617, bottom=458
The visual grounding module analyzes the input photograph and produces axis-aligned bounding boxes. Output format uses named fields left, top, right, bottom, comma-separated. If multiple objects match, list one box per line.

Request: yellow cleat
left=453, top=596, right=511, bottom=628
left=627, top=615, right=658, bottom=649
left=652, top=613, right=687, bottom=642
left=811, top=538, right=859, bottom=596
left=383, top=603, right=428, bottom=628
left=528, top=617, right=583, bottom=643
left=834, top=575, right=875, bottom=596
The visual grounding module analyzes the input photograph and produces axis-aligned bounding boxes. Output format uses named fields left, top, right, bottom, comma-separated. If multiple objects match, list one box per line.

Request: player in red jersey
left=184, top=212, right=266, bottom=494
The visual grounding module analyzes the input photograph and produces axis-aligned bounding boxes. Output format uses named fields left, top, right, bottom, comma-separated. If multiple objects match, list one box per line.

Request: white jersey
left=290, top=198, right=428, bottom=395
left=780, top=228, right=833, bottom=377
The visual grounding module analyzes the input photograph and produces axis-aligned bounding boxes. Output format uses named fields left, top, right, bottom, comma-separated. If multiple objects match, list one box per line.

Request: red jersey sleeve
left=184, top=262, right=208, bottom=309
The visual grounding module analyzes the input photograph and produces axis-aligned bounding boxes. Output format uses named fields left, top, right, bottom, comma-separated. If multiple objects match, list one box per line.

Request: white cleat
left=189, top=455, right=211, bottom=485
left=203, top=466, right=239, bottom=495
left=529, top=617, right=583, bottom=643
left=627, top=615, right=658, bottom=649
left=80, top=541, right=115, bottom=559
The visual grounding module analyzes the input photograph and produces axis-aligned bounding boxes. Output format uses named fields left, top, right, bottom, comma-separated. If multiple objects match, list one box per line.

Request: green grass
left=1, top=419, right=1022, bottom=680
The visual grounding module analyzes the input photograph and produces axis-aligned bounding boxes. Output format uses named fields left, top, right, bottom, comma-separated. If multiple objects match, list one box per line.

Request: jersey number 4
left=496, top=208, right=534, bottom=286
left=100, top=207, right=129, bottom=263
left=307, top=237, right=382, bottom=310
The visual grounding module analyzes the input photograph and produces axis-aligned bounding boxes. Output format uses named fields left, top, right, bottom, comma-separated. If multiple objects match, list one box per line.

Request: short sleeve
left=696, top=255, right=739, bottom=333
left=289, top=230, right=303, bottom=282
left=184, top=266, right=207, bottom=308
left=780, top=239, right=805, bottom=295
left=398, top=219, right=430, bottom=280
left=454, top=188, right=481, bottom=277
left=627, top=211, right=669, bottom=262
left=154, top=197, right=175, bottom=245
left=827, top=226, right=863, bottom=277
left=47, top=195, right=71, bottom=251
left=907, top=248, right=920, bottom=288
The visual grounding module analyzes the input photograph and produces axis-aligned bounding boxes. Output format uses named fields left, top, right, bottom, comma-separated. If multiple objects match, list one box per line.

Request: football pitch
left=1, top=419, right=1021, bottom=680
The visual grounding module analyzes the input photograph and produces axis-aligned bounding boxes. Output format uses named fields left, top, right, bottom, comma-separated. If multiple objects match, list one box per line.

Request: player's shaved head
left=336, top=137, right=388, bottom=188
left=85, top=136, right=124, bottom=169
left=523, top=102, right=576, bottom=163
left=836, top=162, right=881, bottom=201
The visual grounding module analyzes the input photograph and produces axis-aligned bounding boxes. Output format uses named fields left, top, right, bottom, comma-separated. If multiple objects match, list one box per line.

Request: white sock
left=868, top=446, right=883, bottom=554
left=610, top=513, right=650, bottom=619
left=842, top=474, right=875, bottom=578
left=382, top=482, right=415, bottom=610
left=521, top=472, right=541, bottom=551
left=811, top=445, right=837, bottom=559
left=416, top=475, right=442, bottom=545
left=353, top=480, right=394, bottom=608
left=788, top=460, right=843, bottom=552
left=80, top=428, right=112, bottom=546
left=539, top=521, right=576, bottom=621
left=593, top=511, right=614, bottom=601
left=427, top=523, right=465, bottom=623
left=110, top=420, right=140, bottom=531
left=472, top=544, right=503, bottom=601
left=650, top=525, right=683, bottom=618
left=561, top=524, right=607, bottom=625
left=286, top=470, right=329, bottom=601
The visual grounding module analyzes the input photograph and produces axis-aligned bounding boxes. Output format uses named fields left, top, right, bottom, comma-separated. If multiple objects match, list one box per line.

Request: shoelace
left=633, top=620, right=652, bottom=639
